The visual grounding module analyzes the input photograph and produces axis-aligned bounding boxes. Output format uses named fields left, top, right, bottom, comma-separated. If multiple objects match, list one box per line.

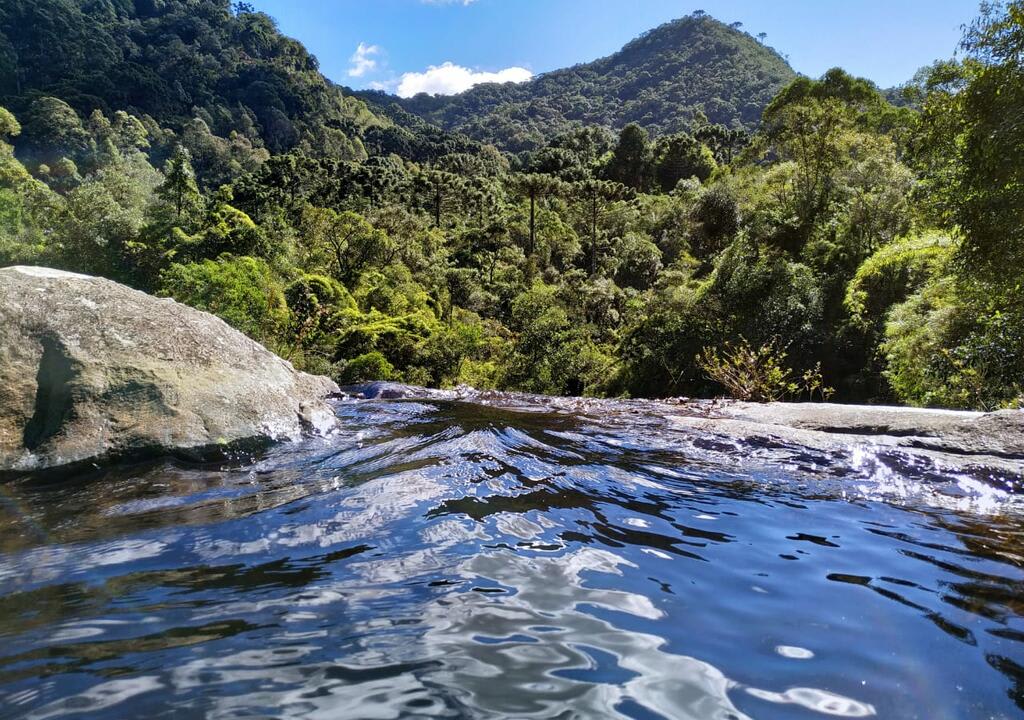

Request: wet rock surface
left=0, top=266, right=339, bottom=476
left=341, top=384, right=1024, bottom=479
left=669, top=401, right=1023, bottom=472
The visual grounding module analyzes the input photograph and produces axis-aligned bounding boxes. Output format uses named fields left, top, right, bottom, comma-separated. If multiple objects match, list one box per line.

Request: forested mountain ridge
left=0, top=0, right=385, bottom=171
left=358, top=14, right=797, bottom=152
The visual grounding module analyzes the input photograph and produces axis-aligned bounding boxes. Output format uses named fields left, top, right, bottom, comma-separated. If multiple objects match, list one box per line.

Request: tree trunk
left=529, top=193, right=536, bottom=257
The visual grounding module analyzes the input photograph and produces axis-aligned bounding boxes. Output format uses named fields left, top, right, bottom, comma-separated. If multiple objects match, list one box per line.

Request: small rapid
left=0, top=389, right=1021, bottom=719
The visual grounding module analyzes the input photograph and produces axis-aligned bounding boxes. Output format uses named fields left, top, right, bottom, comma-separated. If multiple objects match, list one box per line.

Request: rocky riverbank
left=2, top=267, right=1019, bottom=480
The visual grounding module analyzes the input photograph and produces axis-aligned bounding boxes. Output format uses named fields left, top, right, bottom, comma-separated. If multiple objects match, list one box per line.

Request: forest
left=0, top=0, right=1021, bottom=410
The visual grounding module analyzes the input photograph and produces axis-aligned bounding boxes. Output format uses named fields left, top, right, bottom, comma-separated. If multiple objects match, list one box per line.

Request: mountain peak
left=363, top=13, right=796, bottom=153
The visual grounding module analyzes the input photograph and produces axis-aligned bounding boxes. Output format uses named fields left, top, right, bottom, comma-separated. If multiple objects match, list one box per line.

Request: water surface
left=0, top=391, right=1022, bottom=719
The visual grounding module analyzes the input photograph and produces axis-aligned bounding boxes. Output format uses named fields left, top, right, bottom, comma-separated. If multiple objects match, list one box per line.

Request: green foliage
left=18, top=96, right=91, bottom=169
left=883, top=1, right=1024, bottom=409
left=914, top=3, right=1024, bottom=280
left=616, top=278, right=723, bottom=397
left=883, top=277, right=1024, bottom=410
left=156, top=146, right=203, bottom=226
left=159, top=255, right=288, bottom=344
left=0, top=0, right=385, bottom=173
left=499, top=284, right=613, bottom=396
left=336, top=352, right=397, bottom=384
left=605, top=124, right=652, bottom=191
left=0, top=107, right=20, bottom=138
left=845, top=232, right=952, bottom=329
left=653, top=133, right=717, bottom=191
left=708, top=237, right=825, bottom=359
left=697, top=336, right=833, bottom=402
left=690, top=186, right=739, bottom=262
left=298, top=207, right=392, bottom=284
left=614, top=233, right=662, bottom=290
left=1, top=4, right=1018, bottom=411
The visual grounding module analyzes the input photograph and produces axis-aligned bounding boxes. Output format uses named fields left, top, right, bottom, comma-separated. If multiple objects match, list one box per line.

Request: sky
left=252, top=0, right=979, bottom=97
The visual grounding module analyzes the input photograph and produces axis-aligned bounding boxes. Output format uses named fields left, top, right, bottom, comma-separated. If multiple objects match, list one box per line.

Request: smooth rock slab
left=0, top=266, right=339, bottom=476
left=666, top=400, right=1024, bottom=476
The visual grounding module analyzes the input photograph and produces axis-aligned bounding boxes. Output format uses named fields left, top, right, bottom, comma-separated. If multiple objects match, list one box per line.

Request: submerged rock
left=0, top=266, right=339, bottom=476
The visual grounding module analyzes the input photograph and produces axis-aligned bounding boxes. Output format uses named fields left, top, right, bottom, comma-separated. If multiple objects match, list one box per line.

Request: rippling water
left=1, top=389, right=1023, bottom=719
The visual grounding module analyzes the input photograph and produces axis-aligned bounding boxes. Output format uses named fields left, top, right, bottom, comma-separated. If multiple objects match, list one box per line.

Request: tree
left=157, top=146, right=202, bottom=224
left=510, top=173, right=560, bottom=256
left=918, top=2, right=1024, bottom=279
left=653, top=133, right=717, bottom=191
left=18, top=97, right=90, bottom=169
left=298, top=207, right=391, bottom=285
left=0, top=107, right=20, bottom=138
left=572, top=179, right=634, bottom=275
left=605, top=123, right=652, bottom=191
left=614, top=233, right=663, bottom=290
left=695, top=124, right=749, bottom=164
left=690, top=185, right=739, bottom=262
left=414, top=169, right=460, bottom=228
left=160, top=255, right=288, bottom=345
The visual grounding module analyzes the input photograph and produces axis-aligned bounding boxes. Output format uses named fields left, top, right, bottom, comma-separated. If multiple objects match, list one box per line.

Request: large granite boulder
left=0, top=266, right=339, bottom=476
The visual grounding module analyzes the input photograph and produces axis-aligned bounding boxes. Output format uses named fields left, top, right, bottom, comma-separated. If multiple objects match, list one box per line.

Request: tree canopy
left=0, top=2, right=1021, bottom=411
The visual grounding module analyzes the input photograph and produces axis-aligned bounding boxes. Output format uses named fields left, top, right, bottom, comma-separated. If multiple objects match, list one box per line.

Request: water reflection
left=0, top=392, right=1021, bottom=718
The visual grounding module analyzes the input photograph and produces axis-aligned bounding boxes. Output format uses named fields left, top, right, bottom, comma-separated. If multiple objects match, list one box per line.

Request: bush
left=336, top=351, right=397, bottom=385
left=159, top=255, right=288, bottom=344
left=697, top=336, right=833, bottom=402
left=882, top=276, right=1024, bottom=409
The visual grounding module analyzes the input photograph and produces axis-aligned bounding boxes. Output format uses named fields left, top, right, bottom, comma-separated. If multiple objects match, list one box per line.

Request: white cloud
left=421, top=0, right=477, bottom=5
left=348, top=42, right=381, bottom=78
left=396, top=62, right=532, bottom=97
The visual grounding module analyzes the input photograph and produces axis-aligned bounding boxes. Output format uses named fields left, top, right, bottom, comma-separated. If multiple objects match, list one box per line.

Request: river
left=0, top=389, right=1021, bottom=718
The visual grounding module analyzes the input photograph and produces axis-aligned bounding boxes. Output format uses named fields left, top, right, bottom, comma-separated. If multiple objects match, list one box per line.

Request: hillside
left=359, top=14, right=797, bottom=152
left=0, top=0, right=1016, bottom=414
left=0, top=0, right=385, bottom=165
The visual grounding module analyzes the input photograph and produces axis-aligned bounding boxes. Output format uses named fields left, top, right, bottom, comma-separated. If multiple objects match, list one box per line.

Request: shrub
left=159, top=255, right=288, bottom=344
left=697, top=336, right=833, bottom=402
left=336, top=351, right=396, bottom=385
left=882, top=276, right=1024, bottom=409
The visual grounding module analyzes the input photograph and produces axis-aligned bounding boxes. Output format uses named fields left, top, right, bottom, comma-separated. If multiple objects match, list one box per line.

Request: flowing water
left=0, top=388, right=1023, bottom=719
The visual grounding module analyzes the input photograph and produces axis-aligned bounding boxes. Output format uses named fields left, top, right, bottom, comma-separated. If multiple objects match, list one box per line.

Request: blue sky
left=252, top=0, right=978, bottom=96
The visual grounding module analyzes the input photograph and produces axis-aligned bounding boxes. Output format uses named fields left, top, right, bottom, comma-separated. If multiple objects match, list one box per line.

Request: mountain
left=0, top=0, right=385, bottom=162
left=358, top=14, right=797, bottom=153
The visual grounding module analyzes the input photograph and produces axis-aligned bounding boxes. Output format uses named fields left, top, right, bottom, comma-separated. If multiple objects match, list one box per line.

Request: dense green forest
left=358, top=13, right=796, bottom=153
left=0, top=0, right=1021, bottom=410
